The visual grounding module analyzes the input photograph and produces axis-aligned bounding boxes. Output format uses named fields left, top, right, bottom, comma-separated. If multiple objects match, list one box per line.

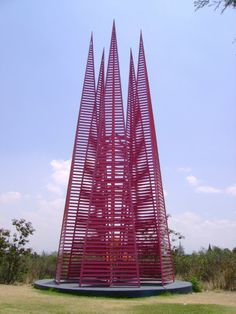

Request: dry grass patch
left=0, top=284, right=236, bottom=314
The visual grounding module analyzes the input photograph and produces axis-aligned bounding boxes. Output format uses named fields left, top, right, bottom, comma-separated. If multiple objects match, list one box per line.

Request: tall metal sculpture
left=56, top=23, right=174, bottom=287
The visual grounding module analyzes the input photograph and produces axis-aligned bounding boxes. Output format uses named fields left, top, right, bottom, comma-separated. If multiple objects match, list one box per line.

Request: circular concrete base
left=34, top=279, right=192, bottom=298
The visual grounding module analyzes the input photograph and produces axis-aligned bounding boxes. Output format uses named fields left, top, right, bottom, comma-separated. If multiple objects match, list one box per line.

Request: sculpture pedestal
left=34, top=279, right=192, bottom=298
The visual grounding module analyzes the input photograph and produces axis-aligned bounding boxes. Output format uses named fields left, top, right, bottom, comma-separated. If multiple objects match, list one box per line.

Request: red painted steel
left=55, top=36, right=96, bottom=283
left=56, top=24, right=174, bottom=287
left=79, top=23, right=139, bottom=287
left=126, top=34, right=174, bottom=284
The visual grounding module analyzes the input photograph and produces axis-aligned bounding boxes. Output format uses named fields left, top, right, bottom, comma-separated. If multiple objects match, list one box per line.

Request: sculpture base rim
left=34, top=279, right=192, bottom=298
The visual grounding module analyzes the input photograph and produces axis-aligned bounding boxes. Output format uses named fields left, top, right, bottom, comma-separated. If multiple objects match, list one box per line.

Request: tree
left=167, top=215, right=185, bottom=252
left=0, top=219, right=35, bottom=284
left=169, top=228, right=185, bottom=252
left=208, top=244, right=212, bottom=251
left=176, top=242, right=185, bottom=256
left=194, top=0, right=236, bottom=13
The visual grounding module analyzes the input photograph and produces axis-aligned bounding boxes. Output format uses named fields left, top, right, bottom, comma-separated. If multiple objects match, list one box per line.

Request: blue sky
left=0, top=0, right=235, bottom=253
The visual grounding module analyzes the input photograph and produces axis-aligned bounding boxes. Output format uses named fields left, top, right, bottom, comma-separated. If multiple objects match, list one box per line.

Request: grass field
left=0, top=285, right=236, bottom=314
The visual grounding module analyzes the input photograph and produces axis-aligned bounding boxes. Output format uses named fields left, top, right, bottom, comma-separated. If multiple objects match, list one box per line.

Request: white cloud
left=0, top=159, right=69, bottom=253
left=186, top=175, right=199, bottom=186
left=225, top=184, right=236, bottom=196
left=46, top=159, right=71, bottom=195
left=0, top=159, right=71, bottom=253
left=169, top=211, right=236, bottom=253
left=196, top=185, right=222, bottom=194
left=50, top=159, right=71, bottom=185
left=185, top=174, right=223, bottom=195
left=18, top=159, right=71, bottom=251
left=46, top=183, right=63, bottom=195
left=17, top=197, right=65, bottom=253
left=0, top=191, right=22, bottom=204
left=178, top=167, right=192, bottom=173
left=164, top=190, right=168, bottom=197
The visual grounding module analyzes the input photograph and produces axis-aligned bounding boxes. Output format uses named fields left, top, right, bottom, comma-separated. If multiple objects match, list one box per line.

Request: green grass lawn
left=1, top=299, right=235, bottom=314
left=0, top=285, right=236, bottom=314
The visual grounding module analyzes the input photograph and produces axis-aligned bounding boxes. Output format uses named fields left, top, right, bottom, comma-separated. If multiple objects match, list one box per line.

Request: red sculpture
left=56, top=23, right=174, bottom=287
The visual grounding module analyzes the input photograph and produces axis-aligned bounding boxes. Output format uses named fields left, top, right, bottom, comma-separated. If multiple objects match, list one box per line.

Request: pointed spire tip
left=140, top=30, right=143, bottom=40
left=112, top=19, right=116, bottom=33
left=90, top=31, right=93, bottom=43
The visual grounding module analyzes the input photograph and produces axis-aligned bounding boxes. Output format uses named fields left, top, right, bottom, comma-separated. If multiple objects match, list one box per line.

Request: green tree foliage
left=189, top=276, right=203, bottom=292
left=0, top=219, right=35, bottom=284
left=23, top=251, right=57, bottom=283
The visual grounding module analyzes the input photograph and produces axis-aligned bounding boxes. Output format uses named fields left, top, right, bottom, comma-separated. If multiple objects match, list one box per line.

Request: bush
left=173, top=246, right=236, bottom=291
left=23, top=252, right=57, bottom=283
left=188, top=276, right=202, bottom=292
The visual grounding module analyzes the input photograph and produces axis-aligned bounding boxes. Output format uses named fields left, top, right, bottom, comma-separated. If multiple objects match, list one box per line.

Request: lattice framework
left=56, top=24, right=174, bottom=286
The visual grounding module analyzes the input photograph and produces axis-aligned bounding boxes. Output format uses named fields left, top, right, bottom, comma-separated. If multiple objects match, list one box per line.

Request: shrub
left=173, top=246, right=236, bottom=291
left=188, top=276, right=202, bottom=292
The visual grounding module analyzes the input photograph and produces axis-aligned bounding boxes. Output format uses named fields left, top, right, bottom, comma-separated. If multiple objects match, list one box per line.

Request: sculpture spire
left=135, top=34, right=174, bottom=283
left=79, top=24, right=139, bottom=286
left=56, top=35, right=96, bottom=283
